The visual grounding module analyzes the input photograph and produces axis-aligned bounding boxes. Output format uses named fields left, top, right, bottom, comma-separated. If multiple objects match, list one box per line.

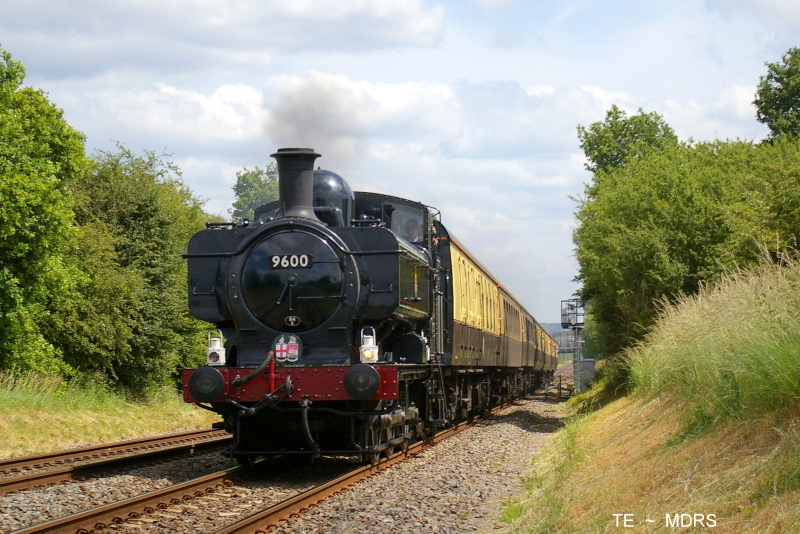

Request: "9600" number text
left=270, top=254, right=311, bottom=269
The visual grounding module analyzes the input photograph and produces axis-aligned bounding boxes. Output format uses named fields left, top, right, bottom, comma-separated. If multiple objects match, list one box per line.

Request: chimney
left=270, top=148, right=320, bottom=220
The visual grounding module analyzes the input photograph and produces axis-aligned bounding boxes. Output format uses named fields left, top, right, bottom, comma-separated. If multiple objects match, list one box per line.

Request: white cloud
left=75, top=83, right=267, bottom=145
left=659, top=94, right=766, bottom=142
left=718, top=84, right=758, bottom=119
left=491, top=30, right=524, bottom=49
left=468, top=0, right=517, bottom=14
left=576, top=86, right=632, bottom=114
left=173, top=155, right=243, bottom=217
left=4, top=0, right=445, bottom=45
left=1, top=0, right=445, bottom=79
left=705, top=0, right=800, bottom=31
left=526, top=85, right=555, bottom=98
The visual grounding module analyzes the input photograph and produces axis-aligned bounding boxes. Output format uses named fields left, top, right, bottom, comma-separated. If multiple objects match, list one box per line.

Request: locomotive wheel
left=364, top=424, right=383, bottom=464
left=362, top=410, right=386, bottom=463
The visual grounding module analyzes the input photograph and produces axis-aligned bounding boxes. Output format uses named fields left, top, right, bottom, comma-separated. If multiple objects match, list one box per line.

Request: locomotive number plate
left=270, top=254, right=312, bottom=269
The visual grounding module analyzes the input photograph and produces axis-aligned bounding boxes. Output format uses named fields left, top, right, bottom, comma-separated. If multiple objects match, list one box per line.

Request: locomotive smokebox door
left=241, top=230, right=343, bottom=333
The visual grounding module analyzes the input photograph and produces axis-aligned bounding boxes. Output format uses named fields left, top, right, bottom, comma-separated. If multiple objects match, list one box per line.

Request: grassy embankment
left=0, top=373, right=219, bottom=458
left=501, top=258, right=800, bottom=533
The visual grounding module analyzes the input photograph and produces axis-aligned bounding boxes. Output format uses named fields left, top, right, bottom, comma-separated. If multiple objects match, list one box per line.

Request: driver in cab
left=403, top=218, right=424, bottom=244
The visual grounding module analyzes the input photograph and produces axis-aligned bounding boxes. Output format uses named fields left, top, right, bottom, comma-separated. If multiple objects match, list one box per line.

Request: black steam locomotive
left=182, top=148, right=557, bottom=463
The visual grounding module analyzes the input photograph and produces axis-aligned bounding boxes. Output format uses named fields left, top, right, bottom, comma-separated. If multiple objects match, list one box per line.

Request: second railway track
left=0, top=429, right=231, bottom=495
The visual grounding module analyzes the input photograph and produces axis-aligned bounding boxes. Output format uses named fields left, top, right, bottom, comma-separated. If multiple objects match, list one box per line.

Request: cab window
left=382, top=203, right=425, bottom=245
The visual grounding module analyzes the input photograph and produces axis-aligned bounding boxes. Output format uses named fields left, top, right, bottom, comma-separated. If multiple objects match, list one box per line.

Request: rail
left=10, top=466, right=241, bottom=534
left=1, top=429, right=230, bottom=495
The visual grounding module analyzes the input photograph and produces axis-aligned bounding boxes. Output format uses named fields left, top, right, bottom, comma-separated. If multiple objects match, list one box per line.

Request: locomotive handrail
left=184, top=217, right=429, bottom=267
left=350, top=218, right=385, bottom=226
left=184, top=218, right=354, bottom=259
left=191, top=286, right=216, bottom=296
left=370, top=283, right=394, bottom=293
left=348, top=249, right=407, bottom=255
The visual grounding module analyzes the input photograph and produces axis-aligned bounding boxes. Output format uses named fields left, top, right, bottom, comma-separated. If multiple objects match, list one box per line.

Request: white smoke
left=263, top=72, right=460, bottom=164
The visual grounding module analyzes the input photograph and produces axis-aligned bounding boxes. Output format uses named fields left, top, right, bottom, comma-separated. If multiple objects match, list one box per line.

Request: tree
left=44, top=146, right=210, bottom=393
left=573, top=135, right=800, bottom=361
left=573, top=141, right=749, bottom=358
left=577, top=105, right=678, bottom=174
left=720, top=135, right=800, bottom=262
left=0, top=46, right=214, bottom=390
left=754, top=47, right=800, bottom=138
left=0, top=46, right=87, bottom=372
left=230, top=162, right=279, bottom=220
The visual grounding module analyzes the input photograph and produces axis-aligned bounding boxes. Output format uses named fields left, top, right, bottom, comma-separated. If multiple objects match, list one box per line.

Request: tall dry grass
left=627, top=256, right=800, bottom=434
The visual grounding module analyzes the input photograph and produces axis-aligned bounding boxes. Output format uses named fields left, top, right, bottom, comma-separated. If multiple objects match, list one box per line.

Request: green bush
left=44, top=147, right=210, bottom=394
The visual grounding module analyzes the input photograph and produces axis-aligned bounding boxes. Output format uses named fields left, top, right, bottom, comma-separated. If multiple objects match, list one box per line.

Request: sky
left=2, top=0, right=798, bottom=322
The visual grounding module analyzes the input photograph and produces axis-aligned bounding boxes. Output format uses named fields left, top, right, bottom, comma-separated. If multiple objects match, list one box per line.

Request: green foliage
left=574, top=140, right=743, bottom=357
left=568, top=356, right=630, bottom=415
left=0, top=46, right=214, bottom=395
left=230, top=162, right=279, bottom=220
left=576, top=52, right=800, bottom=363
left=0, top=46, right=87, bottom=373
left=575, top=106, right=686, bottom=359
left=754, top=47, right=800, bottom=139
left=502, top=417, right=584, bottom=533
left=628, top=257, right=800, bottom=437
left=43, top=146, right=209, bottom=393
left=721, top=135, right=800, bottom=262
left=576, top=104, right=678, bottom=174
left=574, top=103, right=800, bottom=362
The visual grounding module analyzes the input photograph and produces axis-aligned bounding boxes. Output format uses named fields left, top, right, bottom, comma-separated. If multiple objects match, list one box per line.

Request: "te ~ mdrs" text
left=612, top=513, right=717, bottom=528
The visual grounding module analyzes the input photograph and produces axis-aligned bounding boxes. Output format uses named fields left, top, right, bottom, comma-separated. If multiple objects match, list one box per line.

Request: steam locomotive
left=182, top=148, right=557, bottom=463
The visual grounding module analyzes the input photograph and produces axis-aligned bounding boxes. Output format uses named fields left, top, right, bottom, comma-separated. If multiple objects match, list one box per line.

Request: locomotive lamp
left=206, top=332, right=226, bottom=366
left=359, top=326, right=379, bottom=363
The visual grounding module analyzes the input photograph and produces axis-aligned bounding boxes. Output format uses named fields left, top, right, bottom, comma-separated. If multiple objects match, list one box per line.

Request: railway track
left=8, top=407, right=502, bottom=534
left=9, top=465, right=240, bottom=534
left=0, top=428, right=231, bottom=496
left=214, top=418, right=472, bottom=534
